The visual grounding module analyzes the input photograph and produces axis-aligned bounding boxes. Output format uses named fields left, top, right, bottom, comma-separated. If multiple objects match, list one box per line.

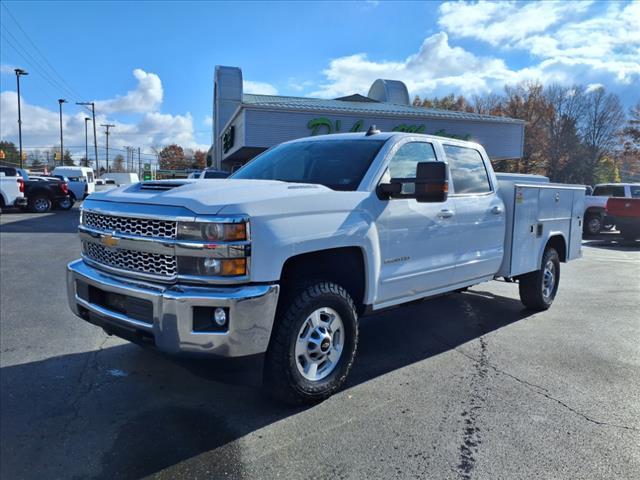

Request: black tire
left=29, top=195, right=52, bottom=213
left=584, top=213, right=602, bottom=236
left=57, top=196, right=74, bottom=210
left=265, top=281, right=358, bottom=405
left=519, top=247, right=560, bottom=311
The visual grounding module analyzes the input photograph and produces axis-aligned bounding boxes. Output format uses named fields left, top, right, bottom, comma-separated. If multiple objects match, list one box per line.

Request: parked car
left=583, top=182, right=640, bottom=235
left=0, top=172, right=27, bottom=211
left=0, top=167, right=71, bottom=213
left=52, top=166, right=96, bottom=202
left=199, top=168, right=229, bottom=179
left=67, top=132, right=584, bottom=404
left=606, top=197, right=640, bottom=240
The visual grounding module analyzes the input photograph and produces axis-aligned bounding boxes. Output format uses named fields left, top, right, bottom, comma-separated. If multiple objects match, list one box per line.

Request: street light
left=14, top=68, right=28, bottom=168
left=84, top=117, right=91, bottom=167
left=58, top=99, right=67, bottom=166
left=76, top=101, right=98, bottom=172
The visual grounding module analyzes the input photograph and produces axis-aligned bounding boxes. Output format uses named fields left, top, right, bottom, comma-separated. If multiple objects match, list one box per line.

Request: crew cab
left=0, top=171, right=27, bottom=211
left=0, top=167, right=72, bottom=213
left=66, top=132, right=584, bottom=404
left=583, top=183, right=640, bottom=235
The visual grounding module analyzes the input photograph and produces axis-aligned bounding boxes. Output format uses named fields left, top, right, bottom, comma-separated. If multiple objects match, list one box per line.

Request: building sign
left=222, top=126, right=235, bottom=154
left=306, top=117, right=470, bottom=140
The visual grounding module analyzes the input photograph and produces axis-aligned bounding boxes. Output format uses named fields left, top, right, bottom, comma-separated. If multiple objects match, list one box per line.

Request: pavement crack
left=432, top=332, right=639, bottom=433
left=61, top=335, right=110, bottom=439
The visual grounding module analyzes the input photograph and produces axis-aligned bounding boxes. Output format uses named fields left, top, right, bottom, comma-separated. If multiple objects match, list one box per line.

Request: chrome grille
left=83, top=241, right=176, bottom=278
left=83, top=211, right=177, bottom=239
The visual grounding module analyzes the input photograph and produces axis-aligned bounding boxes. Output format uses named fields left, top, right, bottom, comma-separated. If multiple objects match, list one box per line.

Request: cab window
left=386, top=142, right=437, bottom=195
left=593, top=185, right=625, bottom=197
left=443, top=145, right=491, bottom=194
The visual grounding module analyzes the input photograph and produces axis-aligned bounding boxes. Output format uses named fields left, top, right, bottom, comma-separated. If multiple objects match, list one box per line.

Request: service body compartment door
left=510, top=186, right=543, bottom=276
left=567, top=189, right=585, bottom=260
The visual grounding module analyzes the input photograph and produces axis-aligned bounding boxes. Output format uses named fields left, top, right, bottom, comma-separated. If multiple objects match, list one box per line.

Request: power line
left=1, top=2, right=89, bottom=103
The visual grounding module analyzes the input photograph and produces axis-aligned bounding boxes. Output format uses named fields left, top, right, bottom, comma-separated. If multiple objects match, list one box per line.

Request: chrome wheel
left=542, top=260, right=556, bottom=300
left=295, top=307, right=344, bottom=381
left=587, top=217, right=601, bottom=235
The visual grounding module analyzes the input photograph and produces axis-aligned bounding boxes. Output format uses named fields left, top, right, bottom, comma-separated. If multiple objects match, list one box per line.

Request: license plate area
left=76, top=280, right=154, bottom=325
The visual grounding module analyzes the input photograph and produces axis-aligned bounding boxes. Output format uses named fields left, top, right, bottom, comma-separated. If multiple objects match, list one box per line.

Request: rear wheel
left=519, top=247, right=560, bottom=311
left=29, top=195, right=52, bottom=213
left=265, top=281, right=358, bottom=405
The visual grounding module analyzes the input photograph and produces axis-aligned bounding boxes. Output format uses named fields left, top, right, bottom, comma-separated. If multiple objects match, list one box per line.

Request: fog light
left=214, top=307, right=227, bottom=326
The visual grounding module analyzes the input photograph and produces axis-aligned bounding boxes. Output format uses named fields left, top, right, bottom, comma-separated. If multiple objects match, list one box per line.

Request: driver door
left=376, top=141, right=459, bottom=307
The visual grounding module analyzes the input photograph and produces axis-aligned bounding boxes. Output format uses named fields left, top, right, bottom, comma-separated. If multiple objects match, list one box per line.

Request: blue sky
left=1, top=0, right=638, bottom=159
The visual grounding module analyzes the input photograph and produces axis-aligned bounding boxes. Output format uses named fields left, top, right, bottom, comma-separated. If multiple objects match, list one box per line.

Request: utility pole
left=77, top=102, right=98, bottom=173
left=58, top=99, right=67, bottom=166
left=14, top=68, right=28, bottom=168
left=101, top=124, right=115, bottom=172
left=84, top=117, right=91, bottom=167
left=138, top=147, right=141, bottom=178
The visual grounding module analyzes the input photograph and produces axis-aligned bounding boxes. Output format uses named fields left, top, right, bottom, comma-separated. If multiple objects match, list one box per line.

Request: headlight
left=177, top=221, right=247, bottom=242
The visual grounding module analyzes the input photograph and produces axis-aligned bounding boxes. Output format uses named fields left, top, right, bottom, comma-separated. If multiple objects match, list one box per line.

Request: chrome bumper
left=66, top=259, right=279, bottom=357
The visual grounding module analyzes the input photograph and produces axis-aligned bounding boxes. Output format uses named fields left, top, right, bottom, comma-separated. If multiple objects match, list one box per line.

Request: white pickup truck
left=0, top=172, right=27, bottom=211
left=67, top=131, right=584, bottom=403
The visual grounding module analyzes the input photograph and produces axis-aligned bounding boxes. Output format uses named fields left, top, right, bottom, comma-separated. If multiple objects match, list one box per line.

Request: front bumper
left=67, top=259, right=279, bottom=357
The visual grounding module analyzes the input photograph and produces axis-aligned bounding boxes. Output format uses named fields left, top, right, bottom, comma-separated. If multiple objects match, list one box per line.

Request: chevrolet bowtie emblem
left=101, top=234, right=120, bottom=248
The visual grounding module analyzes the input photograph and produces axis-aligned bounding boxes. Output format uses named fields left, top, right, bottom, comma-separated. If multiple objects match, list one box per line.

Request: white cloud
left=95, top=68, right=163, bottom=114
left=310, top=1, right=640, bottom=104
left=243, top=80, right=278, bottom=95
left=1, top=64, right=17, bottom=75
left=203, top=115, right=213, bottom=127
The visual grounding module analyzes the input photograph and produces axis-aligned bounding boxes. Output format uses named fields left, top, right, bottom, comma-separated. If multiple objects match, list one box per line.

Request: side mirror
left=376, top=181, right=402, bottom=199
left=415, top=162, right=448, bottom=203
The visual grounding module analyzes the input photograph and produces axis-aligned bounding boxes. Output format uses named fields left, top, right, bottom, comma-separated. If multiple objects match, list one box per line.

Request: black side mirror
left=415, top=162, right=448, bottom=203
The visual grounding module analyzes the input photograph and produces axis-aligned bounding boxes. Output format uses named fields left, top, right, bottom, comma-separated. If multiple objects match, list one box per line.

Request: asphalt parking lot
left=1, top=207, right=639, bottom=480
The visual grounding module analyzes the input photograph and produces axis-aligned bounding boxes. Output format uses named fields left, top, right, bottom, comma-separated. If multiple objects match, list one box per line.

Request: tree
left=194, top=150, right=206, bottom=169
left=62, top=149, right=75, bottom=166
left=617, top=102, right=640, bottom=181
left=0, top=141, right=19, bottom=165
left=158, top=144, right=186, bottom=170
left=581, top=87, right=625, bottom=185
left=112, top=154, right=125, bottom=172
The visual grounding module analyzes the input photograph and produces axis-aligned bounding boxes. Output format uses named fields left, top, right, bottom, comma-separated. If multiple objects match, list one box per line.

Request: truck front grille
left=83, top=212, right=177, bottom=239
left=83, top=241, right=177, bottom=278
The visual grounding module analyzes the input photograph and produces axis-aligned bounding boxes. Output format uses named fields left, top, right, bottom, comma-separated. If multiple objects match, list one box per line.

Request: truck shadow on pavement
left=0, top=288, right=533, bottom=479
left=0, top=208, right=80, bottom=234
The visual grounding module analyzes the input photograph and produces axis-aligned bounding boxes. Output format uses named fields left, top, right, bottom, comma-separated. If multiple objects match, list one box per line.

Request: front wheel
left=519, top=247, right=560, bottom=311
left=265, top=281, right=358, bottom=405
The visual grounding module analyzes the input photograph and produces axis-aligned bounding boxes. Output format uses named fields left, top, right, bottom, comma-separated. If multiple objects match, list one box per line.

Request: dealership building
left=210, top=66, right=525, bottom=171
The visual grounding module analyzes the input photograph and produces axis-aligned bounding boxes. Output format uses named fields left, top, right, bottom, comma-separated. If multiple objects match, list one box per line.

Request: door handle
left=491, top=206, right=503, bottom=215
left=437, top=209, right=454, bottom=219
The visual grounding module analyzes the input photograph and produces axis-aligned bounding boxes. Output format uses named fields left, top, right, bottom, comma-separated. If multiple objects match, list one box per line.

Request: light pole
left=14, top=68, right=28, bottom=168
left=76, top=102, right=98, bottom=172
left=101, top=124, right=115, bottom=172
left=84, top=117, right=91, bottom=167
left=58, top=98, right=67, bottom=166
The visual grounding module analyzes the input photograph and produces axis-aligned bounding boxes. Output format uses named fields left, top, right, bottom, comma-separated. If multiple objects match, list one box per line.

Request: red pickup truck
left=606, top=198, right=640, bottom=240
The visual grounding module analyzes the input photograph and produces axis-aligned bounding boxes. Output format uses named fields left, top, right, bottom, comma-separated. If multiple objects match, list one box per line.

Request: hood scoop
left=138, top=181, right=187, bottom=191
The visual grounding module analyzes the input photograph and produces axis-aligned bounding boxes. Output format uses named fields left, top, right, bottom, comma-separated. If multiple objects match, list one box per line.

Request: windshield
left=231, top=139, right=386, bottom=191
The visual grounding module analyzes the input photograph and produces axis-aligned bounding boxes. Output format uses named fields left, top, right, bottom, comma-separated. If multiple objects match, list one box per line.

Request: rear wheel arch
left=546, top=234, right=567, bottom=262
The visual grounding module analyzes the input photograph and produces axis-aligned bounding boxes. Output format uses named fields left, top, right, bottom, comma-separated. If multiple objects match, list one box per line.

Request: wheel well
left=584, top=207, right=604, bottom=218
left=280, top=247, right=366, bottom=312
left=547, top=235, right=567, bottom=262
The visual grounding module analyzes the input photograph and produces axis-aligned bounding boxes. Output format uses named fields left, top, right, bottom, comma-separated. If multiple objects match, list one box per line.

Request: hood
left=86, top=179, right=334, bottom=215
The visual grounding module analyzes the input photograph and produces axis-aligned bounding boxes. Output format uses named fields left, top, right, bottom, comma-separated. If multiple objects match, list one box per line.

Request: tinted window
left=231, top=140, right=385, bottom=191
left=204, top=171, right=229, bottom=179
left=630, top=186, right=640, bottom=198
left=443, top=145, right=491, bottom=194
left=86, top=171, right=94, bottom=183
left=0, top=167, right=17, bottom=176
left=593, top=185, right=625, bottom=197
left=388, top=142, right=437, bottom=179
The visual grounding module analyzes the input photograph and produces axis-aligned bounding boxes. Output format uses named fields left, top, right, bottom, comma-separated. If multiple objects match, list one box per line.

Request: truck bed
left=496, top=176, right=585, bottom=278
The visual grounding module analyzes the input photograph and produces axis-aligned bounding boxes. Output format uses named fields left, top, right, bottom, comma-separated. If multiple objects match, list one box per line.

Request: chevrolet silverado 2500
left=67, top=131, right=585, bottom=403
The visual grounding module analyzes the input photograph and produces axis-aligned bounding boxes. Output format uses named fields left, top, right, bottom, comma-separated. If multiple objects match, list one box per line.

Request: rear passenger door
left=443, top=144, right=506, bottom=285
